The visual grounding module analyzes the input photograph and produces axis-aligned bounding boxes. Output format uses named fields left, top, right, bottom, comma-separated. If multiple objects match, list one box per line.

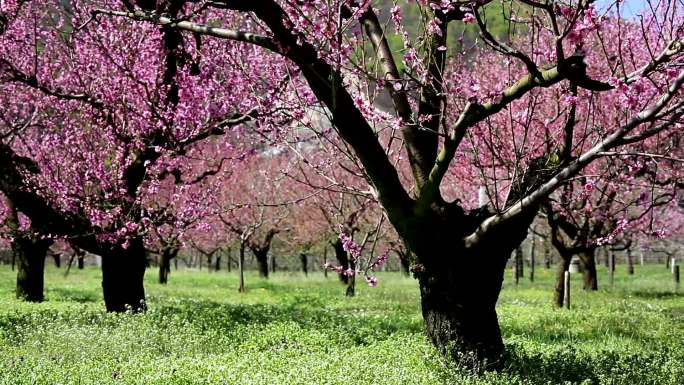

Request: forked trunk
left=255, top=250, right=269, bottom=278
left=158, top=247, right=177, bottom=285
left=14, top=237, right=52, bottom=302
left=101, top=237, right=147, bottom=312
left=159, top=257, right=170, bottom=284
left=578, top=249, right=598, bottom=291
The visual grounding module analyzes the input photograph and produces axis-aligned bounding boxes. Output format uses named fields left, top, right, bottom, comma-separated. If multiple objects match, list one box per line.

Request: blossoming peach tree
left=2, top=0, right=684, bottom=370
left=0, top=0, right=306, bottom=310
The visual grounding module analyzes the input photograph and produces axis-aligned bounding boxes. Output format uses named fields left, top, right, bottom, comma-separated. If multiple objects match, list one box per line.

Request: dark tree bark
left=52, top=253, right=61, bottom=268
left=399, top=250, right=411, bottom=276
left=626, top=248, right=634, bottom=275
left=513, top=246, right=523, bottom=285
left=215, top=252, right=221, bottom=271
left=332, top=238, right=349, bottom=284
left=300, top=253, right=308, bottom=276
left=101, top=237, right=147, bottom=312
left=247, top=229, right=279, bottom=279
left=529, top=232, right=536, bottom=282
left=77, top=250, right=85, bottom=269
left=578, top=249, right=598, bottom=291
left=543, top=240, right=551, bottom=269
left=5, top=199, right=52, bottom=302
left=14, top=236, right=52, bottom=302
left=392, top=242, right=412, bottom=276
left=413, top=220, right=531, bottom=372
left=609, top=252, right=615, bottom=285
left=255, top=250, right=269, bottom=278
left=158, top=246, right=178, bottom=284
left=516, top=246, right=524, bottom=278
left=270, top=254, right=276, bottom=274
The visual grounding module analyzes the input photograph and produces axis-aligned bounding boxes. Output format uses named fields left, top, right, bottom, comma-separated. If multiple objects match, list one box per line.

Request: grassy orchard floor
left=0, top=265, right=682, bottom=385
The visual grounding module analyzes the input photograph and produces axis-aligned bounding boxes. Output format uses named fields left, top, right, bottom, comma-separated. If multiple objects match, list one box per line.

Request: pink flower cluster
left=339, top=231, right=362, bottom=258
left=596, top=218, right=629, bottom=246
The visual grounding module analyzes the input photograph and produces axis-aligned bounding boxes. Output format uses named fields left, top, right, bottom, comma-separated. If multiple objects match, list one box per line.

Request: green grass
left=0, top=264, right=682, bottom=384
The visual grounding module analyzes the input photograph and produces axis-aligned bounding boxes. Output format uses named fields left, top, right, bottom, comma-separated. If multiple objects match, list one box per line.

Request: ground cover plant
left=0, top=264, right=682, bottom=385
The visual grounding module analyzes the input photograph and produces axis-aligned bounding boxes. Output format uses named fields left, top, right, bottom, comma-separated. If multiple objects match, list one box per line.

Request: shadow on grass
left=502, top=342, right=681, bottom=385
left=46, top=287, right=100, bottom=303
left=630, top=290, right=681, bottom=300
left=149, top=295, right=422, bottom=345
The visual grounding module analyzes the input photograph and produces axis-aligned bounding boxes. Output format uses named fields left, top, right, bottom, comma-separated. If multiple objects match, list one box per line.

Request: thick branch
left=464, top=70, right=684, bottom=248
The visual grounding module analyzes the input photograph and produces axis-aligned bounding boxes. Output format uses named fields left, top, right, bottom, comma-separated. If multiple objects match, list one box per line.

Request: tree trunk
left=333, top=238, right=349, bottom=284
left=398, top=249, right=411, bottom=276
left=101, top=238, right=147, bottom=313
left=323, top=246, right=328, bottom=278
left=255, top=250, right=269, bottom=278
left=14, top=237, right=51, bottom=302
left=159, top=247, right=178, bottom=284
left=300, top=253, right=308, bottom=276
left=529, top=235, right=535, bottom=282
left=159, top=254, right=170, bottom=284
left=270, top=254, right=276, bottom=274
left=554, top=254, right=572, bottom=307
left=77, top=252, right=85, bottom=269
left=609, top=252, right=615, bottom=285
left=515, top=246, right=523, bottom=278
left=345, top=258, right=356, bottom=297
left=513, top=246, right=523, bottom=285
left=543, top=240, right=551, bottom=269
left=238, top=243, right=246, bottom=292
left=215, top=253, right=221, bottom=271
left=626, top=248, right=634, bottom=275
left=418, top=254, right=508, bottom=372
left=52, top=253, right=61, bottom=268
left=578, top=249, right=598, bottom=291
